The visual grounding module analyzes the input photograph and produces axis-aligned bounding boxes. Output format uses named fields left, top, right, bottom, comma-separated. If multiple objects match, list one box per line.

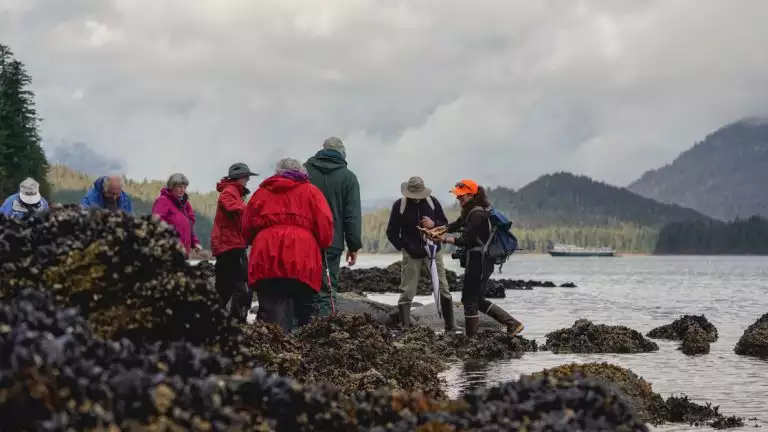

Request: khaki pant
left=397, top=251, right=452, bottom=304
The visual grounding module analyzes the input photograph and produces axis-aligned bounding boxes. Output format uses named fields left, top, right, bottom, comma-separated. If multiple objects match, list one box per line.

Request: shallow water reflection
left=361, top=254, right=768, bottom=431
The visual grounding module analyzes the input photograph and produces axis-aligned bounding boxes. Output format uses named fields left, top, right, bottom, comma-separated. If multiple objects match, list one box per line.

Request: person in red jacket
left=242, top=157, right=334, bottom=333
left=211, top=162, right=258, bottom=322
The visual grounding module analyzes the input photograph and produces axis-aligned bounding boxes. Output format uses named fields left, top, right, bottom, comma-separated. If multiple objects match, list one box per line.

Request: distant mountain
left=628, top=119, right=768, bottom=221
left=47, top=141, right=124, bottom=177
left=487, top=172, right=712, bottom=229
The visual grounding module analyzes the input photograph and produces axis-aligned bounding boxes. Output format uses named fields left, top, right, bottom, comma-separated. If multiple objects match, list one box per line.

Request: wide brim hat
left=227, top=162, right=259, bottom=179
left=19, top=190, right=42, bottom=205
left=401, top=176, right=432, bottom=200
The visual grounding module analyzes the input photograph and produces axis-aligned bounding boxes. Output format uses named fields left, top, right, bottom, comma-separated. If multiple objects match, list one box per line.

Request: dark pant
left=256, top=278, right=316, bottom=333
left=461, top=252, right=496, bottom=317
left=215, top=248, right=252, bottom=323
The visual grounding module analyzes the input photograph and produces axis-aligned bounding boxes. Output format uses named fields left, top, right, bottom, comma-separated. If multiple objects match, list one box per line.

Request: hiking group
left=1, top=136, right=523, bottom=337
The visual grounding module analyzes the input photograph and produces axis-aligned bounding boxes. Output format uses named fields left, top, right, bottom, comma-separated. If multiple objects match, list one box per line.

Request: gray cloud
left=3, top=0, right=768, bottom=202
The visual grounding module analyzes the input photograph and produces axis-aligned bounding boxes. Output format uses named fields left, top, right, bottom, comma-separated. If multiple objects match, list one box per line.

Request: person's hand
left=420, top=216, right=435, bottom=229
left=194, top=244, right=202, bottom=252
left=346, top=250, right=358, bottom=267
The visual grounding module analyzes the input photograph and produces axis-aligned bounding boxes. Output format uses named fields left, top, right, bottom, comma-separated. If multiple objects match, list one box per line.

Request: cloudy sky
left=2, top=0, right=768, bottom=201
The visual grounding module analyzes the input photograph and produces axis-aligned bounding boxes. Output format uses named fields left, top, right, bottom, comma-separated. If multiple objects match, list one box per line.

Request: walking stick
left=324, top=253, right=336, bottom=316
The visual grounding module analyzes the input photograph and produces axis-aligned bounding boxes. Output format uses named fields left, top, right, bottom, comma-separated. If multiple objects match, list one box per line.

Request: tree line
left=655, top=216, right=768, bottom=254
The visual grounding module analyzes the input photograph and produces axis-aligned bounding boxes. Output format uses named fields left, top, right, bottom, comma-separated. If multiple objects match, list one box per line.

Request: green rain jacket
left=304, top=149, right=363, bottom=254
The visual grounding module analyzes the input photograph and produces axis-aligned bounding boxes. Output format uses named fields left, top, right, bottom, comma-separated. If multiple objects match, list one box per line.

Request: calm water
left=359, top=254, right=768, bottom=431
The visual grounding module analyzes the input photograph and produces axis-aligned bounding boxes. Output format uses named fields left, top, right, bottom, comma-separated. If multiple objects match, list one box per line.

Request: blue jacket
left=386, top=196, right=448, bottom=258
left=81, top=177, right=133, bottom=213
left=1, top=193, right=49, bottom=218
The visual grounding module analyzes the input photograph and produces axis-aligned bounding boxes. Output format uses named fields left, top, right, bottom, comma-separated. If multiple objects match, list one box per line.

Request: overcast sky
left=2, top=0, right=768, bottom=201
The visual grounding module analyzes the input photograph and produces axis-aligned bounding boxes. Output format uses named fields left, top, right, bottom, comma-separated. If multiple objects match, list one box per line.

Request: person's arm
left=310, top=186, right=335, bottom=250
left=453, top=209, right=486, bottom=247
left=241, top=192, right=260, bottom=246
left=342, top=173, right=363, bottom=252
left=124, top=195, right=133, bottom=214
left=40, top=198, right=49, bottom=211
left=0, top=197, right=13, bottom=216
left=386, top=200, right=405, bottom=250
left=80, top=189, right=93, bottom=207
left=189, top=205, right=201, bottom=248
left=445, top=216, right=464, bottom=233
left=220, top=187, right=246, bottom=213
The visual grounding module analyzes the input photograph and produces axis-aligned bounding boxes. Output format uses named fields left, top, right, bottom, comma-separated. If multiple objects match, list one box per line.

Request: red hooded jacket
left=242, top=173, right=334, bottom=292
left=211, top=179, right=249, bottom=256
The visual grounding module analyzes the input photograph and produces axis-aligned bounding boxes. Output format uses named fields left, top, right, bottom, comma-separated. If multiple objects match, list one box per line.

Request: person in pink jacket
left=152, top=173, right=202, bottom=256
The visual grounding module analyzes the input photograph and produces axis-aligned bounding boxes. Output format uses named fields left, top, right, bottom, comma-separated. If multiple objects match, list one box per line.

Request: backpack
left=399, top=196, right=434, bottom=214
left=468, top=206, right=518, bottom=272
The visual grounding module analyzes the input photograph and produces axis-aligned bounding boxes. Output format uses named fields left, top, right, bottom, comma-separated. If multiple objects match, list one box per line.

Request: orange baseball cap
left=450, top=179, right=479, bottom=197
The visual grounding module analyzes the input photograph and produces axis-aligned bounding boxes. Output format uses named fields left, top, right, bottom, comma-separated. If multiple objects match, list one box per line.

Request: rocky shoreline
left=338, top=260, right=577, bottom=298
left=0, top=206, right=750, bottom=430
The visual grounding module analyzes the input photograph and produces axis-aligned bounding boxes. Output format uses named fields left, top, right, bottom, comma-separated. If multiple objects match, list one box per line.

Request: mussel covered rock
left=529, top=363, right=744, bottom=428
left=647, top=315, right=718, bottom=342
left=734, top=313, right=768, bottom=358
left=337, top=260, right=577, bottom=298
left=401, top=326, right=538, bottom=361
left=0, top=289, right=650, bottom=431
left=680, top=326, right=711, bottom=355
left=544, top=319, right=659, bottom=354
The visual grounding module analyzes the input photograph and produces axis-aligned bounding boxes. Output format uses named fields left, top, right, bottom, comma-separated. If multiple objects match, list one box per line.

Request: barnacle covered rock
left=734, top=313, right=768, bottom=357
left=544, top=319, right=659, bottom=354
left=647, top=315, right=718, bottom=342
left=680, top=325, right=711, bottom=355
left=0, top=290, right=650, bottom=431
left=400, top=326, right=537, bottom=361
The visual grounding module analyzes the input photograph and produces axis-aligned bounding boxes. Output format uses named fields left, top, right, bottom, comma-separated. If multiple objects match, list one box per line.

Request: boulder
left=734, top=313, right=768, bottom=357
left=544, top=319, right=659, bottom=354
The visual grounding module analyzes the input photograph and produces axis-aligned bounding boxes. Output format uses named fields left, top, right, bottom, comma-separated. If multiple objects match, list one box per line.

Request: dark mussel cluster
left=543, top=319, right=659, bottom=354
left=402, top=326, right=538, bottom=361
left=647, top=315, right=718, bottom=356
left=337, top=260, right=577, bottom=298
left=528, top=363, right=744, bottom=429
left=0, top=289, right=651, bottom=431
left=0, top=206, right=243, bottom=352
left=734, top=313, right=768, bottom=358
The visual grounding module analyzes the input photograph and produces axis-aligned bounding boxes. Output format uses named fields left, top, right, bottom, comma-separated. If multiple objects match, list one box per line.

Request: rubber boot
left=486, top=304, right=524, bottom=337
left=398, top=303, right=411, bottom=330
left=440, top=296, right=456, bottom=332
left=465, top=316, right=480, bottom=337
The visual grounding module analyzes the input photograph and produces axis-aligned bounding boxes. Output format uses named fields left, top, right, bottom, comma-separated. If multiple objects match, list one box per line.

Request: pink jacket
left=152, top=188, right=199, bottom=255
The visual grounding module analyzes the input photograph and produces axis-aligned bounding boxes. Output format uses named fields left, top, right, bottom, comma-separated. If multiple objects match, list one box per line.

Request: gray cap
left=227, top=162, right=258, bottom=179
left=323, top=136, right=346, bottom=158
left=401, top=176, right=432, bottom=200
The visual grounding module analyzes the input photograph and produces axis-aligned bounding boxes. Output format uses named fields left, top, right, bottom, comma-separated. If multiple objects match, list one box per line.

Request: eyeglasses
left=455, top=182, right=467, bottom=189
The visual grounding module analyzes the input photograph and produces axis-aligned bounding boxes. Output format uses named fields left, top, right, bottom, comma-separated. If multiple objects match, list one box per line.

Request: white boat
left=547, top=243, right=616, bottom=257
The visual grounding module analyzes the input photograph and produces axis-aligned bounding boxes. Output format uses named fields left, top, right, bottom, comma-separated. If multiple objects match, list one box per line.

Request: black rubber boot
left=486, top=304, right=524, bottom=337
left=398, top=303, right=411, bottom=329
left=465, top=315, right=480, bottom=337
left=440, top=296, right=456, bottom=332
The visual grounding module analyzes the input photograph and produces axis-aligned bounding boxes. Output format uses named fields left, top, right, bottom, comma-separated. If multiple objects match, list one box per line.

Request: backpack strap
left=426, top=196, right=434, bottom=210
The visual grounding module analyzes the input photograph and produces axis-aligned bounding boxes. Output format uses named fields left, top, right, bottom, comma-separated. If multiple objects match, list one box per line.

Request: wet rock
left=335, top=292, right=413, bottom=327
left=529, top=363, right=744, bottom=428
left=734, top=313, right=768, bottom=358
left=647, top=314, right=718, bottom=342
left=337, top=260, right=578, bottom=298
left=544, top=319, right=659, bottom=354
left=401, top=326, right=538, bottom=361
left=0, top=290, right=649, bottom=431
left=679, top=326, right=711, bottom=355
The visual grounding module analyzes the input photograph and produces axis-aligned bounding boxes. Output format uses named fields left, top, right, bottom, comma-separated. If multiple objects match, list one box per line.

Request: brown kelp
left=544, top=319, right=659, bottom=354
left=734, top=313, right=768, bottom=357
left=0, top=289, right=650, bottom=431
left=530, top=363, right=744, bottom=429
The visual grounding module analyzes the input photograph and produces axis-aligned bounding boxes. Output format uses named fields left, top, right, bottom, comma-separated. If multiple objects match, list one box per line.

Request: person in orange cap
left=438, top=179, right=524, bottom=337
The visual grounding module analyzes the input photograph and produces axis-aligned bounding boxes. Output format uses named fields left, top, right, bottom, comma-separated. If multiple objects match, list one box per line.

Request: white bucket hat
left=19, top=177, right=42, bottom=205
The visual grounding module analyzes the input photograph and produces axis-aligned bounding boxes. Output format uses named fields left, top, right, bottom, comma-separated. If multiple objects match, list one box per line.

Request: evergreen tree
left=0, top=44, right=50, bottom=199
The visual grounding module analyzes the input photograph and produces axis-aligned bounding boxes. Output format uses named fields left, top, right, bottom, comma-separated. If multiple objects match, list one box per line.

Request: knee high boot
left=464, top=315, right=480, bottom=337
left=485, top=304, right=525, bottom=337
left=398, top=303, right=411, bottom=329
left=440, top=296, right=456, bottom=332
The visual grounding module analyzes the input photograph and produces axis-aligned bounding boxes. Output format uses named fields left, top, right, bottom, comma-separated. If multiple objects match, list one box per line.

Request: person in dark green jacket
left=304, top=136, right=363, bottom=317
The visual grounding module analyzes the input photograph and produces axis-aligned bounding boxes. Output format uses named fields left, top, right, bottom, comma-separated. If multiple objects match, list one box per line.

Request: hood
left=93, top=176, right=106, bottom=191
left=259, top=175, right=306, bottom=193
left=305, top=149, right=347, bottom=174
left=216, top=178, right=245, bottom=194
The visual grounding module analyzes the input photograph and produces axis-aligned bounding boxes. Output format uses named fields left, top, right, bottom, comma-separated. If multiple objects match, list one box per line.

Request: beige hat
left=19, top=177, right=42, bottom=205
left=400, top=176, right=432, bottom=200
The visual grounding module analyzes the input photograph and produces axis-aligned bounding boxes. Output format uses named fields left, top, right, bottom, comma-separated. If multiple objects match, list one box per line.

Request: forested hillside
left=629, top=119, right=768, bottom=221
left=655, top=215, right=768, bottom=255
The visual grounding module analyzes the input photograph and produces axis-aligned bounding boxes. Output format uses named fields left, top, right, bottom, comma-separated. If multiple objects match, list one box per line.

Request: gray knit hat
left=322, top=136, right=346, bottom=158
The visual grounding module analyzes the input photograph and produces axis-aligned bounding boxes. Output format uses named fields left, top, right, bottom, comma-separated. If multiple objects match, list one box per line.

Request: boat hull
left=548, top=251, right=615, bottom=257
